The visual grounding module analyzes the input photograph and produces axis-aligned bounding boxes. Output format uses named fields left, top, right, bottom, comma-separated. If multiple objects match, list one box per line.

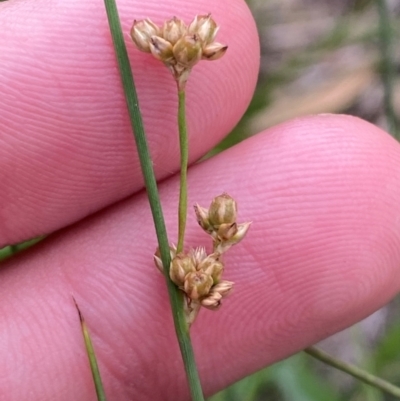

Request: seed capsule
left=173, top=35, right=203, bottom=68
left=162, top=16, right=187, bottom=45
left=130, top=19, right=160, bottom=53
left=184, top=271, right=213, bottom=300
left=208, top=193, right=237, bottom=228
left=188, top=14, right=219, bottom=45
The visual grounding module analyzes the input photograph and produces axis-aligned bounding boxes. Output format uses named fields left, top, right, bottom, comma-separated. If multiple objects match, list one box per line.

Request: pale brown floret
left=169, top=252, right=196, bottom=287
left=194, top=204, right=212, bottom=233
left=202, top=42, right=228, bottom=61
left=153, top=244, right=177, bottom=274
left=149, top=36, right=174, bottom=63
left=201, top=291, right=222, bottom=310
left=211, top=280, right=234, bottom=297
left=130, top=19, right=160, bottom=52
left=188, top=14, right=219, bottom=45
left=198, top=254, right=224, bottom=284
left=162, top=16, right=187, bottom=45
left=201, top=280, right=234, bottom=310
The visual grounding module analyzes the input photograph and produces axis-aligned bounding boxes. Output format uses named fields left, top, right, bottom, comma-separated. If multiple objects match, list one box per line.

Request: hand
left=1, top=0, right=400, bottom=400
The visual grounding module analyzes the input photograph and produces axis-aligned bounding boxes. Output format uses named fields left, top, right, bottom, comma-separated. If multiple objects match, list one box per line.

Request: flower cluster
left=130, top=14, right=227, bottom=89
left=154, top=193, right=250, bottom=324
left=155, top=246, right=232, bottom=311
left=195, top=193, right=251, bottom=254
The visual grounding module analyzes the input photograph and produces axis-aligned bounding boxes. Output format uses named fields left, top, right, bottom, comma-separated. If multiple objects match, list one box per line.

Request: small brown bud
left=149, top=36, right=174, bottom=63
left=130, top=19, right=160, bottom=53
left=208, top=193, right=237, bottom=227
left=173, top=35, right=202, bottom=68
left=194, top=204, right=212, bottom=233
left=170, top=252, right=196, bottom=287
left=202, top=42, right=228, bottom=61
left=162, top=16, right=187, bottom=45
left=184, top=271, right=213, bottom=300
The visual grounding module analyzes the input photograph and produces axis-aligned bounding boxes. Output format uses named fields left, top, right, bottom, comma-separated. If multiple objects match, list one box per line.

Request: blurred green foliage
left=0, top=237, right=43, bottom=261
left=210, top=320, right=400, bottom=401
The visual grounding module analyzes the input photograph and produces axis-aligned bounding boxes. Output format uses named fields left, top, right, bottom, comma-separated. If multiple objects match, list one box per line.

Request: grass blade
left=305, top=345, right=400, bottom=398
left=74, top=299, right=107, bottom=401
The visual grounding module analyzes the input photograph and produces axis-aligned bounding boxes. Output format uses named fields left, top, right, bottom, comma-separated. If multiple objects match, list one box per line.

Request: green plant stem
left=305, top=346, right=400, bottom=398
left=377, top=0, right=399, bottom=139
left=102, top=1, right=204, bottom=400
left=74, top=299, right=107, bottom=401
left=177, top=89, right=189, bottom=253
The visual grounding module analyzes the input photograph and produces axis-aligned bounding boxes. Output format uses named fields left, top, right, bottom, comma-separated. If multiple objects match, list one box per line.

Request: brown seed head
left=130, top=15, right=227, bottom=89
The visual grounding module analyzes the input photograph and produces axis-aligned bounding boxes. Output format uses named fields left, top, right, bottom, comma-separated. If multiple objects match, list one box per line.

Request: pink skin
left=0, top=0, right=258, bottom=245
left=1, top=0, right=400, bottom=400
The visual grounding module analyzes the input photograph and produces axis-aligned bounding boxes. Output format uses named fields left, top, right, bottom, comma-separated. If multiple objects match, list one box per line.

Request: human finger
left=0, top=0, right=259, bottom=246
left=1, top=115, right=399, bottom=400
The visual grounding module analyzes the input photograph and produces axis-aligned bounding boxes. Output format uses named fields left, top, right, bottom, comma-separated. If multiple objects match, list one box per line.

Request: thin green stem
left=102, top=1, right=204, bottom=400
left=377, top=0, right=399, bottom=139
left=74, top=299, right=107, bottom=401
left=177, top=89, right=189, bottom=253
left=305, top=346, right=400, bottom=398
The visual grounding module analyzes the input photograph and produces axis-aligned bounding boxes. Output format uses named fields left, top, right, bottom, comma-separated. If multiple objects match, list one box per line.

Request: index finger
left=0, top=0, right=259, bottom=246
